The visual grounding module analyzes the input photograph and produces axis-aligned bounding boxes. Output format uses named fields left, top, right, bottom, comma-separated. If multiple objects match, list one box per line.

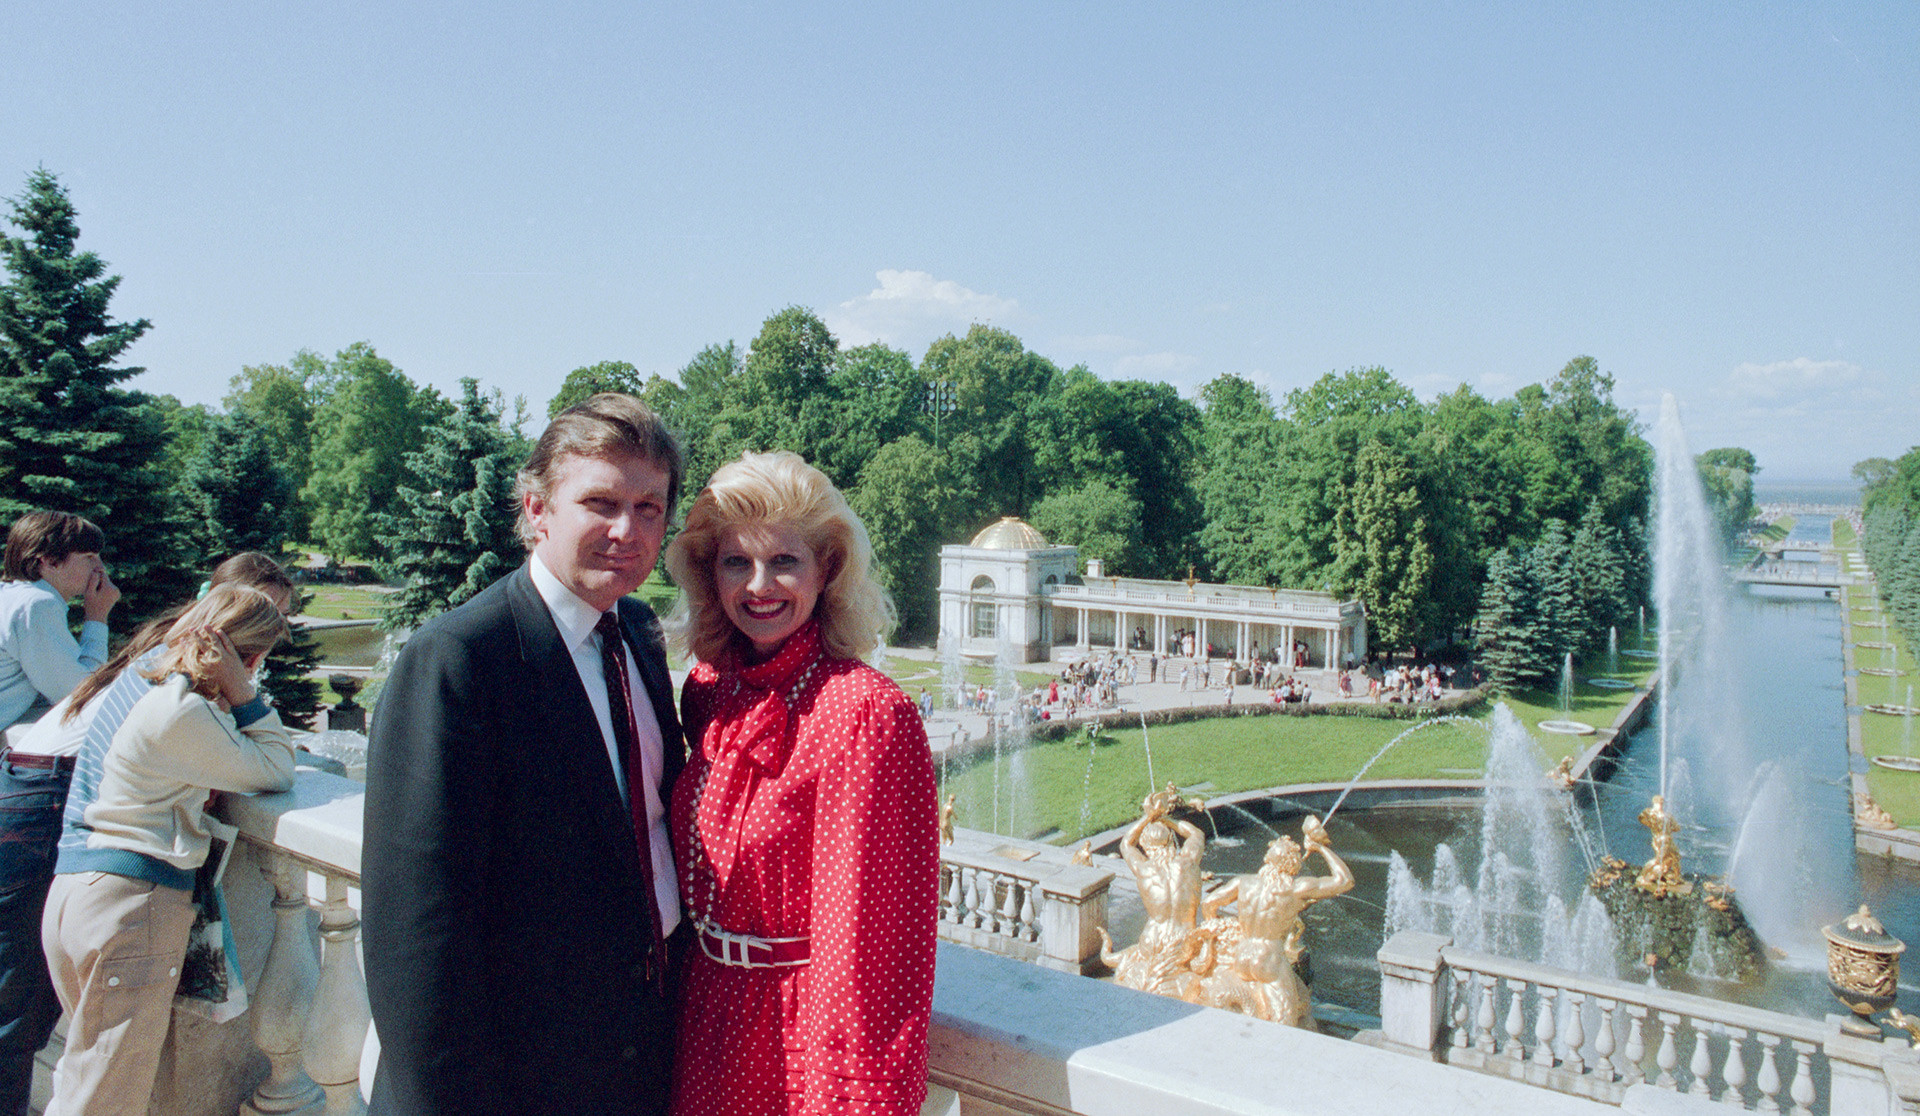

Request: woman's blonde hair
left=142, top=584, right=289, bottom=700
left=665, top=451, right=893, bottom=664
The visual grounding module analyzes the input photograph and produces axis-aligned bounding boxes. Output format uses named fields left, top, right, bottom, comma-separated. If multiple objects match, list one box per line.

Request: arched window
left=971, top=574, right=995, bottom=592
left=969, top=574, right=997, bottom=638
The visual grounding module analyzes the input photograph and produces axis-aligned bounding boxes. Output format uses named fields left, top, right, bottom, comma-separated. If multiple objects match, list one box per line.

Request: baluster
left=243, top=854, right=323, bottom=1116
left=999, top=877, right=1021, bottom=938
left=944, top=866, right=963, bottom=925
left=1532, top=985, right=1558, bottom=1067
left=1787, top=1041, right=1815, bottom=1116
left=1623, top=1005, right=1648, bottom=1086
left=1653, top=1011, right=1680, bottom=1090
left=1721, top=1027, right=1748, bottom=1106
left=1592, top=997, right=1617, bottom=1083
left=1561, top=991, right=1585, bottom=1075
left=1755, top=1033, right=1783, bottom=1113
left=307, top=874, right=371, bottom=1116
left=1688, top=1018, right=1712, bottom=1097
left=1449, top=970, right=1472, bottom=1049
left=1502, top=980, right=1526, bottom=1061
left=965, top=869, right=986, bottom=929
left=1475, top=974, right=1498, bottom=1054
left=1019, top=882, right=1038, bottom=942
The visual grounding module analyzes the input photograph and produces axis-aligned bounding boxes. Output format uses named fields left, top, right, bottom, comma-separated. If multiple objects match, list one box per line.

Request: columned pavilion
left=936, top=517, right=1367, bottom=666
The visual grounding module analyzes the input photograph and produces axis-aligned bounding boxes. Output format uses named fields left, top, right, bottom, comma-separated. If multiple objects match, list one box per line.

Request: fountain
left=1538, top=652, right=1596, bottom=735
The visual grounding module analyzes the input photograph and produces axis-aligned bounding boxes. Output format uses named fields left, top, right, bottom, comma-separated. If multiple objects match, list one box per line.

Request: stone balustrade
left=937, top=828, right=1113, bottom=974
left=1375, top=931, right=1920, bottom=1115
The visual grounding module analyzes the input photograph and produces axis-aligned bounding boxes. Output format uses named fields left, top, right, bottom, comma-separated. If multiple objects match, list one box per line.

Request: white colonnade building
left=936, top=517, right=1368, bottom=667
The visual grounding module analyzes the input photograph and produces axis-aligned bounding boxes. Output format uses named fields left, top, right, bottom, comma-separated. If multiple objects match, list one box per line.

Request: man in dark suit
left=364, top=394, right=686, bottom=1116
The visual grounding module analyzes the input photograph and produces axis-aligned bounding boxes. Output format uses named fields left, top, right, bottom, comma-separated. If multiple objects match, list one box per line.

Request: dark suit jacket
left=363, top=565, right=685, bottom=1116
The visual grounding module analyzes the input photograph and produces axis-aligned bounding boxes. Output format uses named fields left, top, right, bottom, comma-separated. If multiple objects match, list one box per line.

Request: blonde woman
left=664, top=451, right=937, bottom=1116
left=41, top=585, right=295, bottom=1116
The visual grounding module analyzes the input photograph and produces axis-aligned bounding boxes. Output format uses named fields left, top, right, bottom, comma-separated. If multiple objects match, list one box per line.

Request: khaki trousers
left=40, top=872, right=193, bottom=1116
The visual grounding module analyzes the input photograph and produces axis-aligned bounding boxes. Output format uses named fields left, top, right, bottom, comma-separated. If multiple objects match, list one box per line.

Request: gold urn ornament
left=1824, top=905, right=1905, bottom=1017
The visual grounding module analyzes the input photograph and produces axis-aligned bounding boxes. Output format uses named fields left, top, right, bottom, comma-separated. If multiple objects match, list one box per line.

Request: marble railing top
left=218, top=765, right=365, bottom=882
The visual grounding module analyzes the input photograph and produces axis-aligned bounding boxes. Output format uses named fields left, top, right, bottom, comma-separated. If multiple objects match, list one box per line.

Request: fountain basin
left=1537, top=719, right=1596, bottom=735
left=1621, top=648, right=1660, bottom=659
left=1861, top=668, right=1905, bottom=677
left=1870, top=756, right=1920, bottom=773
left=1586, top=678, right=1637, bottom=690
left=1859, top=642, right=1896, bottom=650
left=1863, top=705, right=1920, bottom=717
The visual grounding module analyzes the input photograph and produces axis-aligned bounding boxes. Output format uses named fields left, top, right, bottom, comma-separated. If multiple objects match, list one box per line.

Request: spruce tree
left=1474, top=547, right=1545, bottom=693
left=181, top=411, right=298, bottom=564
left=375, top=379, right=525, bottom=629
left=1529, top=518, right=1585, bottom=670
left=264, top=586, right=325, bottom=731
left=0, top=169, right=194, bottom=622
left=1571, top=503, right=1630, bottom=653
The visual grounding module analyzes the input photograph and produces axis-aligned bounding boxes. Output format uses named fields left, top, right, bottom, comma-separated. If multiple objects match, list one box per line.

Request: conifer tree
left=264, top=586, right=325, bottom=731
left=0, top=169, right=194, bottom=622
left=181, top=412, right=298, bottom=563
left=1570, top=503, right=1630, bottom=653
left=1474, top=547, right=1545, bottom=693
left=1529, top=518, right=1585, bottom=670
left=375, top=379, right=525, bottom=629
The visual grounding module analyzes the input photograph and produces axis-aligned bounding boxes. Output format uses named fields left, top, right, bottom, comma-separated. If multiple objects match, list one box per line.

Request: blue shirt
left=0, top=579, right=108, bottom=728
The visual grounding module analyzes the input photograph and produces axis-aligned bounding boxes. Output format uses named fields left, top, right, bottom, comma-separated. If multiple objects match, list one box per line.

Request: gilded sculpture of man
left=1635, top=794, right=1691, bottom=897
left=1189, top=815, right=1353, bottom=1029
left=1099, top=784, right=1208, bottom=996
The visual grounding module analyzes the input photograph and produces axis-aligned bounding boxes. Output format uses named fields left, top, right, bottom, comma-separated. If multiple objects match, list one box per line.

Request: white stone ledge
left=220, top=766, right=366, bottom=880
left=929, top=942, right=1616, bottom=1116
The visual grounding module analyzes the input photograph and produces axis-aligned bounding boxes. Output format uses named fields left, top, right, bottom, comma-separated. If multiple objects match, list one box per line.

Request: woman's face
left=714, top=522, right=827, bottom=662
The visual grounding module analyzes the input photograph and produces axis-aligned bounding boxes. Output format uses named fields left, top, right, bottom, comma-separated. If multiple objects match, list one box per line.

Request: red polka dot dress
left=669, top=620, right=939, bottom=1116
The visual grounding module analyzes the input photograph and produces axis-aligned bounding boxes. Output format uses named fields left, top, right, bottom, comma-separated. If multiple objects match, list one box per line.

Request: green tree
left=1331, top=439, right=1436, bottom=652
left=1030, top=479, right=1143, bottom=574
left=1474, top=547, right=1545, bottom=693
left=547, top=360, right=645, bottom=419
left=264, top=587, right=325, bottom=731
left=1696, top=447, right=1758, bottom=546
left=376, top=379, right=525, bottom=629
left=1528, top=518, right=1584, bottom=669
left=0, top=168, right=194, bottom=622
left=303, top=343, right=441, bottom=561
left=1195, top=374, right=1286, bottom=585
left=226, top=355, right=322, bottom=536
left=181, top=411, right=298, bottom=563
left=849, top=436, right=970, bottom=641
left=1570, top=502, right=1631, bottom=650
left=919, top=325, right=1062, bottom=520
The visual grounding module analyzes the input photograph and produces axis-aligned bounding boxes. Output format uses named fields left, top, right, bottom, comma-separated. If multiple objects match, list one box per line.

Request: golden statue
left=938, top=793, right=956, bottom=845
left=1548, top=755, right=1576, bottom=790
left=1887, top=1008, right=1920, bottom=1049
left=1856, top=792, right=1899, bottom=831
left=1098, top=784, right=1208, bottom=997
left=1070, top=841, right=1094, bottom=866
left=1634, top=794, right=1691, bottom=898
left=1185, top=815, right=1353, bottom=1029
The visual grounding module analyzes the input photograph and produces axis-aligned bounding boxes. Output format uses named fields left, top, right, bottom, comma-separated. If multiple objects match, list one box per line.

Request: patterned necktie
left=596, top=610, right=667, bottom=988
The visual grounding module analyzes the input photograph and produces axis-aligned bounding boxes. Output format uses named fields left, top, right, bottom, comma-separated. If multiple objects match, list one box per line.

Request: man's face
left=39, top=551, right=102, bottom=600
left=526, top=452, right=671, bottom=612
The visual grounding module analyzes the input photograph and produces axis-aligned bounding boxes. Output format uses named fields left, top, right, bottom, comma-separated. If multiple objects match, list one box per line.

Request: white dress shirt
left=529, top=556, right=680, bottom=936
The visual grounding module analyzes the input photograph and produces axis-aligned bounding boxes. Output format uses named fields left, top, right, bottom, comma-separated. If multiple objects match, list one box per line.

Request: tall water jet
left=1607, top=626, right=1619, bottom=674
left=1558, top=652, right=1575, bottom=717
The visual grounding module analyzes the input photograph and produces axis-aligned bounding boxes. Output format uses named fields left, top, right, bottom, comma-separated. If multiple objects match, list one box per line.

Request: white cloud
left=825, top=270, right=1019, bottom=352
left=1723, top=357, right=1862, bottom=401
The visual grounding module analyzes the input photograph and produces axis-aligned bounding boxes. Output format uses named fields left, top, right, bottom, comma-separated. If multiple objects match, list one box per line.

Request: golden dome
left=969, top=517, right=1050, bottom=550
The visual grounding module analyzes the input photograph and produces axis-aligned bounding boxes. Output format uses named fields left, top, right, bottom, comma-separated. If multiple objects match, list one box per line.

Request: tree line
left=6, top=167, right=1765, bottom=697
left=1857, top=449, right=1920, bottom=648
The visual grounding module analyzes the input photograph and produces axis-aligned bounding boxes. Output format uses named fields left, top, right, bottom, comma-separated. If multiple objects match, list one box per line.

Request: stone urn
left=1824, top=905, right=1905, bottom=1017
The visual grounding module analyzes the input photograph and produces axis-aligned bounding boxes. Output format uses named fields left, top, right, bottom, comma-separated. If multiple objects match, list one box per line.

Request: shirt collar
left=529, top=554, right=609, bottom=650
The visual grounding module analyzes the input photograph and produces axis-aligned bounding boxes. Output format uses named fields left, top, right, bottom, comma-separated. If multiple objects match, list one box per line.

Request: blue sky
left=6, top=2, right=1914, bottom=480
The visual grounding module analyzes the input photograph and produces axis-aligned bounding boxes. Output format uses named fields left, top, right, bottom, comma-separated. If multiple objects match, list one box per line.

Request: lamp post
left=924, top=380, right=957, bottom=448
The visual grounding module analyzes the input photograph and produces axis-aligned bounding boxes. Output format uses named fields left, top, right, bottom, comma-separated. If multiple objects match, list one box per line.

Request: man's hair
left=3, top=511, right=105, bottom=583
left=63, top=551, right=294, bottom=723
left=664, top=450, right=893, bottom=664
left=513, top=393, right=684, bottom=549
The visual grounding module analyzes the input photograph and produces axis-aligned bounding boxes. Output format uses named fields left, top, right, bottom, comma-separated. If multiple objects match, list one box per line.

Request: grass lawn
left=298, top=585, right=394, bottom=621
left=1849, top=579, right=1920, bottom=826
left=1833, top=518, right=1859, bottom=547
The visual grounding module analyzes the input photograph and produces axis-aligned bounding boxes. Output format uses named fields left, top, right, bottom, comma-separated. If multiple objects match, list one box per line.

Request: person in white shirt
left=0, top=511, right=119, bottom=731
